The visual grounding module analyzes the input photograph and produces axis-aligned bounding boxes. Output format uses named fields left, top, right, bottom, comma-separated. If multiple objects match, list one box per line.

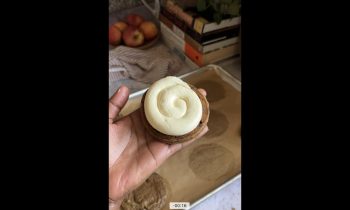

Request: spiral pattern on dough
left=144, top=76, right=203, bottom=136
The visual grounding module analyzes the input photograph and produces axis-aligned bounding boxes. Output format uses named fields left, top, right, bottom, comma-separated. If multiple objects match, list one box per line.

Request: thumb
left=109, top=85, right=129, bottom=123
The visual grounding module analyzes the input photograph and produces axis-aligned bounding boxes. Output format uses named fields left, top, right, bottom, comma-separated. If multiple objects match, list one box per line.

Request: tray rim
left=128, top=64, right=241, bottom=99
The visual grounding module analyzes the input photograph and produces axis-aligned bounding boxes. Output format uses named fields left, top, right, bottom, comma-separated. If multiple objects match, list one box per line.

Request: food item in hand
left=140, top=76, right=210, bottom=144
left=139, top=21, right=158, bottom=41
left=122, top=26, right=145, bottom=47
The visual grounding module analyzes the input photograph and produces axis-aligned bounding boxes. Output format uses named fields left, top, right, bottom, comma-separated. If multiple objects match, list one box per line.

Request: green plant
left=197, top=0, right=241, bottom=23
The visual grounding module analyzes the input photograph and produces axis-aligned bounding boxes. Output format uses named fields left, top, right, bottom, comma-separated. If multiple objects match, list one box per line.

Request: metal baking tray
left=118, top=64, right=241, bottom=210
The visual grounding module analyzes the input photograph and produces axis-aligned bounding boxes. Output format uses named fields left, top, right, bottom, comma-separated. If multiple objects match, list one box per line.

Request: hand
left=109, top=85, right=208, bottom=209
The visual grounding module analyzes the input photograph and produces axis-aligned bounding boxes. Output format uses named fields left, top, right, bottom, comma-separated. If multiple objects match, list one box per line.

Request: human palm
left=109, top=85, right=208, bottom=209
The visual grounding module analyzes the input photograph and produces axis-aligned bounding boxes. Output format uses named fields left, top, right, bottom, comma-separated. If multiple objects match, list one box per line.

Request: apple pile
left=109, top=14, right=159, bottom=47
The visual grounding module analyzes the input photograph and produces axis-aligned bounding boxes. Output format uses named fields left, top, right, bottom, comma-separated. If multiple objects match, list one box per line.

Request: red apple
left=123, top=26, right=144, bottom=47
left=126, top=14, right=144, bottom=27
left=113, top=21, right=128, bottom=32
left=139, top=21, right=158, bottom=40
left=109, top=26, right=122, bottom=46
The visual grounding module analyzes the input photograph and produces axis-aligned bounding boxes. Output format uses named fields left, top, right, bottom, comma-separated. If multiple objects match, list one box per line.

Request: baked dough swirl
left=144, top=76, right=203, bottom=136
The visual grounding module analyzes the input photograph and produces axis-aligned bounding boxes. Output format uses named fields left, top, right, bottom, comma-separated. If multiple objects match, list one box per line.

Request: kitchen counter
left=191, top=177, right=241, bottom=210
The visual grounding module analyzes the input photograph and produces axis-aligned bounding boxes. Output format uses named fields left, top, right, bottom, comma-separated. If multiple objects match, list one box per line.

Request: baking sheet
left=118, top=65, right=241, bottom=209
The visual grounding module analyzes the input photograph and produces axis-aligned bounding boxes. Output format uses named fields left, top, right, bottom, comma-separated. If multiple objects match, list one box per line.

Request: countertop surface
left=191, top=177, right=241, bottom=210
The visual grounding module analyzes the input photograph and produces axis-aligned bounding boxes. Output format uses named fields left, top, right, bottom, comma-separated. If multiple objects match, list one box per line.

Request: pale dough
left=144, top=76, right=202, bottom=136
left=121, top=173, right=168, bottom=210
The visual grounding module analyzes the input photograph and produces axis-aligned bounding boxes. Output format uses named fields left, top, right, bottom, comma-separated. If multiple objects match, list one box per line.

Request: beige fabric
left=109, top=45, right=183, bottom=84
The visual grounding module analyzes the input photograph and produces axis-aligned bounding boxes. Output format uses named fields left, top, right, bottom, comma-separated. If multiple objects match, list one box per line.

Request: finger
left=109, top=85, right=129, bottom=123
left=168, top=126, right=209, bottom=156
left=197, top=88, right=207, bottom=97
